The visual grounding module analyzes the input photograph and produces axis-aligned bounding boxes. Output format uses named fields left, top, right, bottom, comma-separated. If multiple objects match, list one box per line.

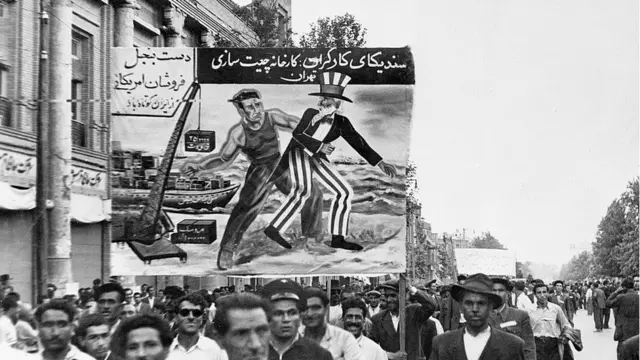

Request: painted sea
left=111, top=157, right=407, bottom=276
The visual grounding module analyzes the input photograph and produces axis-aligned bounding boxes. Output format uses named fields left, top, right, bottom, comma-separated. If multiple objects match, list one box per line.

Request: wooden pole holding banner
left=326, top=278, right=332, bottom=322
left=399, top=274, right=407, bottom=353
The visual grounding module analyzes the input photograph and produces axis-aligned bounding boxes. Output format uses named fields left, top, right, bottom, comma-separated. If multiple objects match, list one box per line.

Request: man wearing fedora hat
left=489, top=277, right=536, bottom=360
left=181, top=88, right=324, bottom=270
left=369, top=278, right=436, bottom=360
left=265, top=71, right=398, bottom=251
left=429, top=273, right=525, bottom=360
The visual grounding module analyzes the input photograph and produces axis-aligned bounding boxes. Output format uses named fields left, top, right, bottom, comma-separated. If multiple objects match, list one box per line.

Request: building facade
left=0, top=0, right=291, bottom=303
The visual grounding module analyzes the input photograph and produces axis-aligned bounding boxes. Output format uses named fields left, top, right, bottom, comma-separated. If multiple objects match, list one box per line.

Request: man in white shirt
left=513, top=281, right=534, bottom=311
left=429, top=273, right=525, bottom=360
left=0, top=297, right=17, bottom=346
left=301, top=287, right=362, bottom=360
left=35, top=299, right=95, bottom=360
left=168, top=293, right=227, bottom=360
left=342, top=298, right=387, bottom=360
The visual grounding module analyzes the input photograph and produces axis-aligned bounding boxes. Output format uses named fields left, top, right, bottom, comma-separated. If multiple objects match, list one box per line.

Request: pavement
left=572, top=308, right=619, bottom=360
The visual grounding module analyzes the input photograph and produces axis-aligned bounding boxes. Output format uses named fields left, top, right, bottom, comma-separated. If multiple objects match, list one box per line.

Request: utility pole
left=34, top=0, right=50, bottom=305
left=47, top=0, right=74, bottom=294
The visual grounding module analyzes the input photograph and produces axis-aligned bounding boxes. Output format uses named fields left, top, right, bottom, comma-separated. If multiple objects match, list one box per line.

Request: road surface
left=573, top=308, right=618, bottom=360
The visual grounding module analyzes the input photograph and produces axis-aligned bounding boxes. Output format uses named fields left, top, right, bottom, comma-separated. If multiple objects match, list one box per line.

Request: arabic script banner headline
left=197, top=47, right=414, bottom=84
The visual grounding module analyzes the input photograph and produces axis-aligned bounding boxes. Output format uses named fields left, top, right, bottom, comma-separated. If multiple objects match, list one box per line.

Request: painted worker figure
left=265, top=71, right=397, bottom=251
left=181, top=89, right=323, bottom=270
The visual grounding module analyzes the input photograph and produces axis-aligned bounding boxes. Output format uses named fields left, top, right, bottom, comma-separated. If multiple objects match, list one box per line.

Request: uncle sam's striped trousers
left=269, top=147, right=353, bottom=236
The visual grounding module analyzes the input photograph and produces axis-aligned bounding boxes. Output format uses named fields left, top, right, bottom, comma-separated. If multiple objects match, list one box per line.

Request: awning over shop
left=0, top=182, right=111, bottom=223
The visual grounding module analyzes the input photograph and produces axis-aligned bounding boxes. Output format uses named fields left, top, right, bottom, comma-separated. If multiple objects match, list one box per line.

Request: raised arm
left=180, top=125, right=243, bottom=177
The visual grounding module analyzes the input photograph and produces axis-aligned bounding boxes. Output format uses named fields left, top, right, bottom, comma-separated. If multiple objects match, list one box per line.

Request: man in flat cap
left=260, top=279, right=332, bottom=360
left=429, top=273, right=525, bottom=360
left=181, top=88, right=323, bottom=271
left=369, top=278, right=436, bottom=360
left=366, top=290, right=383, bottom=318
left=489, top=277, right=536, bottom=360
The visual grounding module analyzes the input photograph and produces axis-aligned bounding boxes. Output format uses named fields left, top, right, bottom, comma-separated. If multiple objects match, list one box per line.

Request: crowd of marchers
left=0, top=273, right=637, bottom=360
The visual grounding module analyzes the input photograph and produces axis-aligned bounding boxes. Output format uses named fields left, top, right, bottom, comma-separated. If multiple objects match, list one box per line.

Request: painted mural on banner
left=110, top=47, right=414, bottom=276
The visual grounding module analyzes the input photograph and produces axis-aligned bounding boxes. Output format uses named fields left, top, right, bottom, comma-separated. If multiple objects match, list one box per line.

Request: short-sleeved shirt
left=167, top=335, right=228, bottom=360
left=529, top=302, right=571, bottom=338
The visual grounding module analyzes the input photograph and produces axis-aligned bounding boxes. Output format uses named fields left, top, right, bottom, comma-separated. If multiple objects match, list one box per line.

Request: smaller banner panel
left=455, top=248, right=516, bottom=277
left=111, top=48, right=196, bottom=117
left=197, top=47, right=414, bottom=84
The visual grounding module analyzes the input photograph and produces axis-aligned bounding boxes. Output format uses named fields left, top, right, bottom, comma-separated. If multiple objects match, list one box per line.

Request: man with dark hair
left=440, top=276, right=467, bottom=332
left=0, top=297, right=17, bottom=346
left=212, top=292, right=271, bottom=360
left=602, top=279, right=614, bottom=329
left=342, top=298, right=386, bottom=360
left=124, top=287, right=134, bottom=305
left=513, top=280, right=533, bottom=311
left=95, top=282, right=126, bottom=334
left=36, top=299, right=94, bottom=360
left=592, top=282, right=607, bottom=332
left=606, top=277, right=639, bottom=359
left=181, top=88, right=323, bottom=271
left=490, top=278, right=536, bottom=360
left=76, top=313, right=112, bottom=360
left=110, top=314, right=173, bottom=360
left=168, top=293, right=226, bottom=360
left=370, top=279, right=436, bottom=360
left=259, top=279, right=332, bottom=360
left=134, top=292, right=152, bottom=314
left=120, top=303, right=138, bottom=320
left=429, top=273, right=525, bottom=360
left=143, top=286, right=158, bottom=309
left=301, top=287, right=361, bottom=360
left=530, top=282, right=572, bottom=360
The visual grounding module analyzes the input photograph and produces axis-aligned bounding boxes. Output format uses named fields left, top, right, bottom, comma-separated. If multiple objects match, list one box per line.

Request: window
left=71, top=39, right=81, bottom=59
left=0, top=65, right=10, bottom=127
left=71, top=30, right=90, bottom=148
left=71, top=80, right=85, bottom=147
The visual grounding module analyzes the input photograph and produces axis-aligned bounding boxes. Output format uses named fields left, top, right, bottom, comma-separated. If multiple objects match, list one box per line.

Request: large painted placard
left=110, top=47, right=413, bottom=276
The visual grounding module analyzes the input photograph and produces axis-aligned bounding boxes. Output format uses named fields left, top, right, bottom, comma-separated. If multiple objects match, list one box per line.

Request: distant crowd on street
left=0, top=272, right=637, bottom=360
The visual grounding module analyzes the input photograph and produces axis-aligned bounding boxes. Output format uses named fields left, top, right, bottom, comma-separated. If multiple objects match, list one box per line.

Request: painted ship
left=112, top=149, right=239, bottom=211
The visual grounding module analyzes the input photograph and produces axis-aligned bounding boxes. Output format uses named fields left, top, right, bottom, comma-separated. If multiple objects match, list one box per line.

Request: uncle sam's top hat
left=309, top=72, right=353, bottom=103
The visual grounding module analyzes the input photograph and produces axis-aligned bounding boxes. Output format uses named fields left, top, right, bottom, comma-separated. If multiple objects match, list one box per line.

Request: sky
left=264, top=0, right=638, bottom=267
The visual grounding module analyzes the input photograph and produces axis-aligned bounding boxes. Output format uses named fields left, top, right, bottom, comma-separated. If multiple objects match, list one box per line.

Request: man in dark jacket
left=439, top=275, right=467, bottom=332
left=606, top=277, right=639, bottom=359
left=592, top=282, right=607, bottom=332
left=489, top=278, right=536, bottom=360
left=429, top=273, right=525, bottom=360
left=370, top=278, right=436, bottom=360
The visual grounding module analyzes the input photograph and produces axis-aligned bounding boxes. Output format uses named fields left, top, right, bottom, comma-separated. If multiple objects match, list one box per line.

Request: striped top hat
left=309, top=72, right=353, bottom=103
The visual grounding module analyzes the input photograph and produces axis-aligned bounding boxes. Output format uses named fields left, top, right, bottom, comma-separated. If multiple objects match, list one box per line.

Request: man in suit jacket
left=592, top=282, right=607, bottom=332
left=425, top=280, right=443, bottom=320
left=369, top=279, right=436, bottom=360
left=489, top=278, right=536, bottom=360
left=265, top=71, right=397, bottom=251
left=606, top=277, right=639, bottom=358
left=133, top=292, right=151, bottom=314
left=619, top=335, right=639, bottom=360
left=429, top=273, right=525, bottom=360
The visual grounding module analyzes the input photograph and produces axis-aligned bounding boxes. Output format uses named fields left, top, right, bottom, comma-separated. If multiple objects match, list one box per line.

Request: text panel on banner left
left=110, top=47, right=410, bottom=277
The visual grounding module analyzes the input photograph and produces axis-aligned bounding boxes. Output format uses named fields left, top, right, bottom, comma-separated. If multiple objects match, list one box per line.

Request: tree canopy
left=470, top=231, right=506, bottom=250
left=232, top=0, right=292, bottom=47
left=592, top=177, right=639, bottom=277
left=558, top=251, right=595, bottom=281
left=298, top=13, right=367, bottom=48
